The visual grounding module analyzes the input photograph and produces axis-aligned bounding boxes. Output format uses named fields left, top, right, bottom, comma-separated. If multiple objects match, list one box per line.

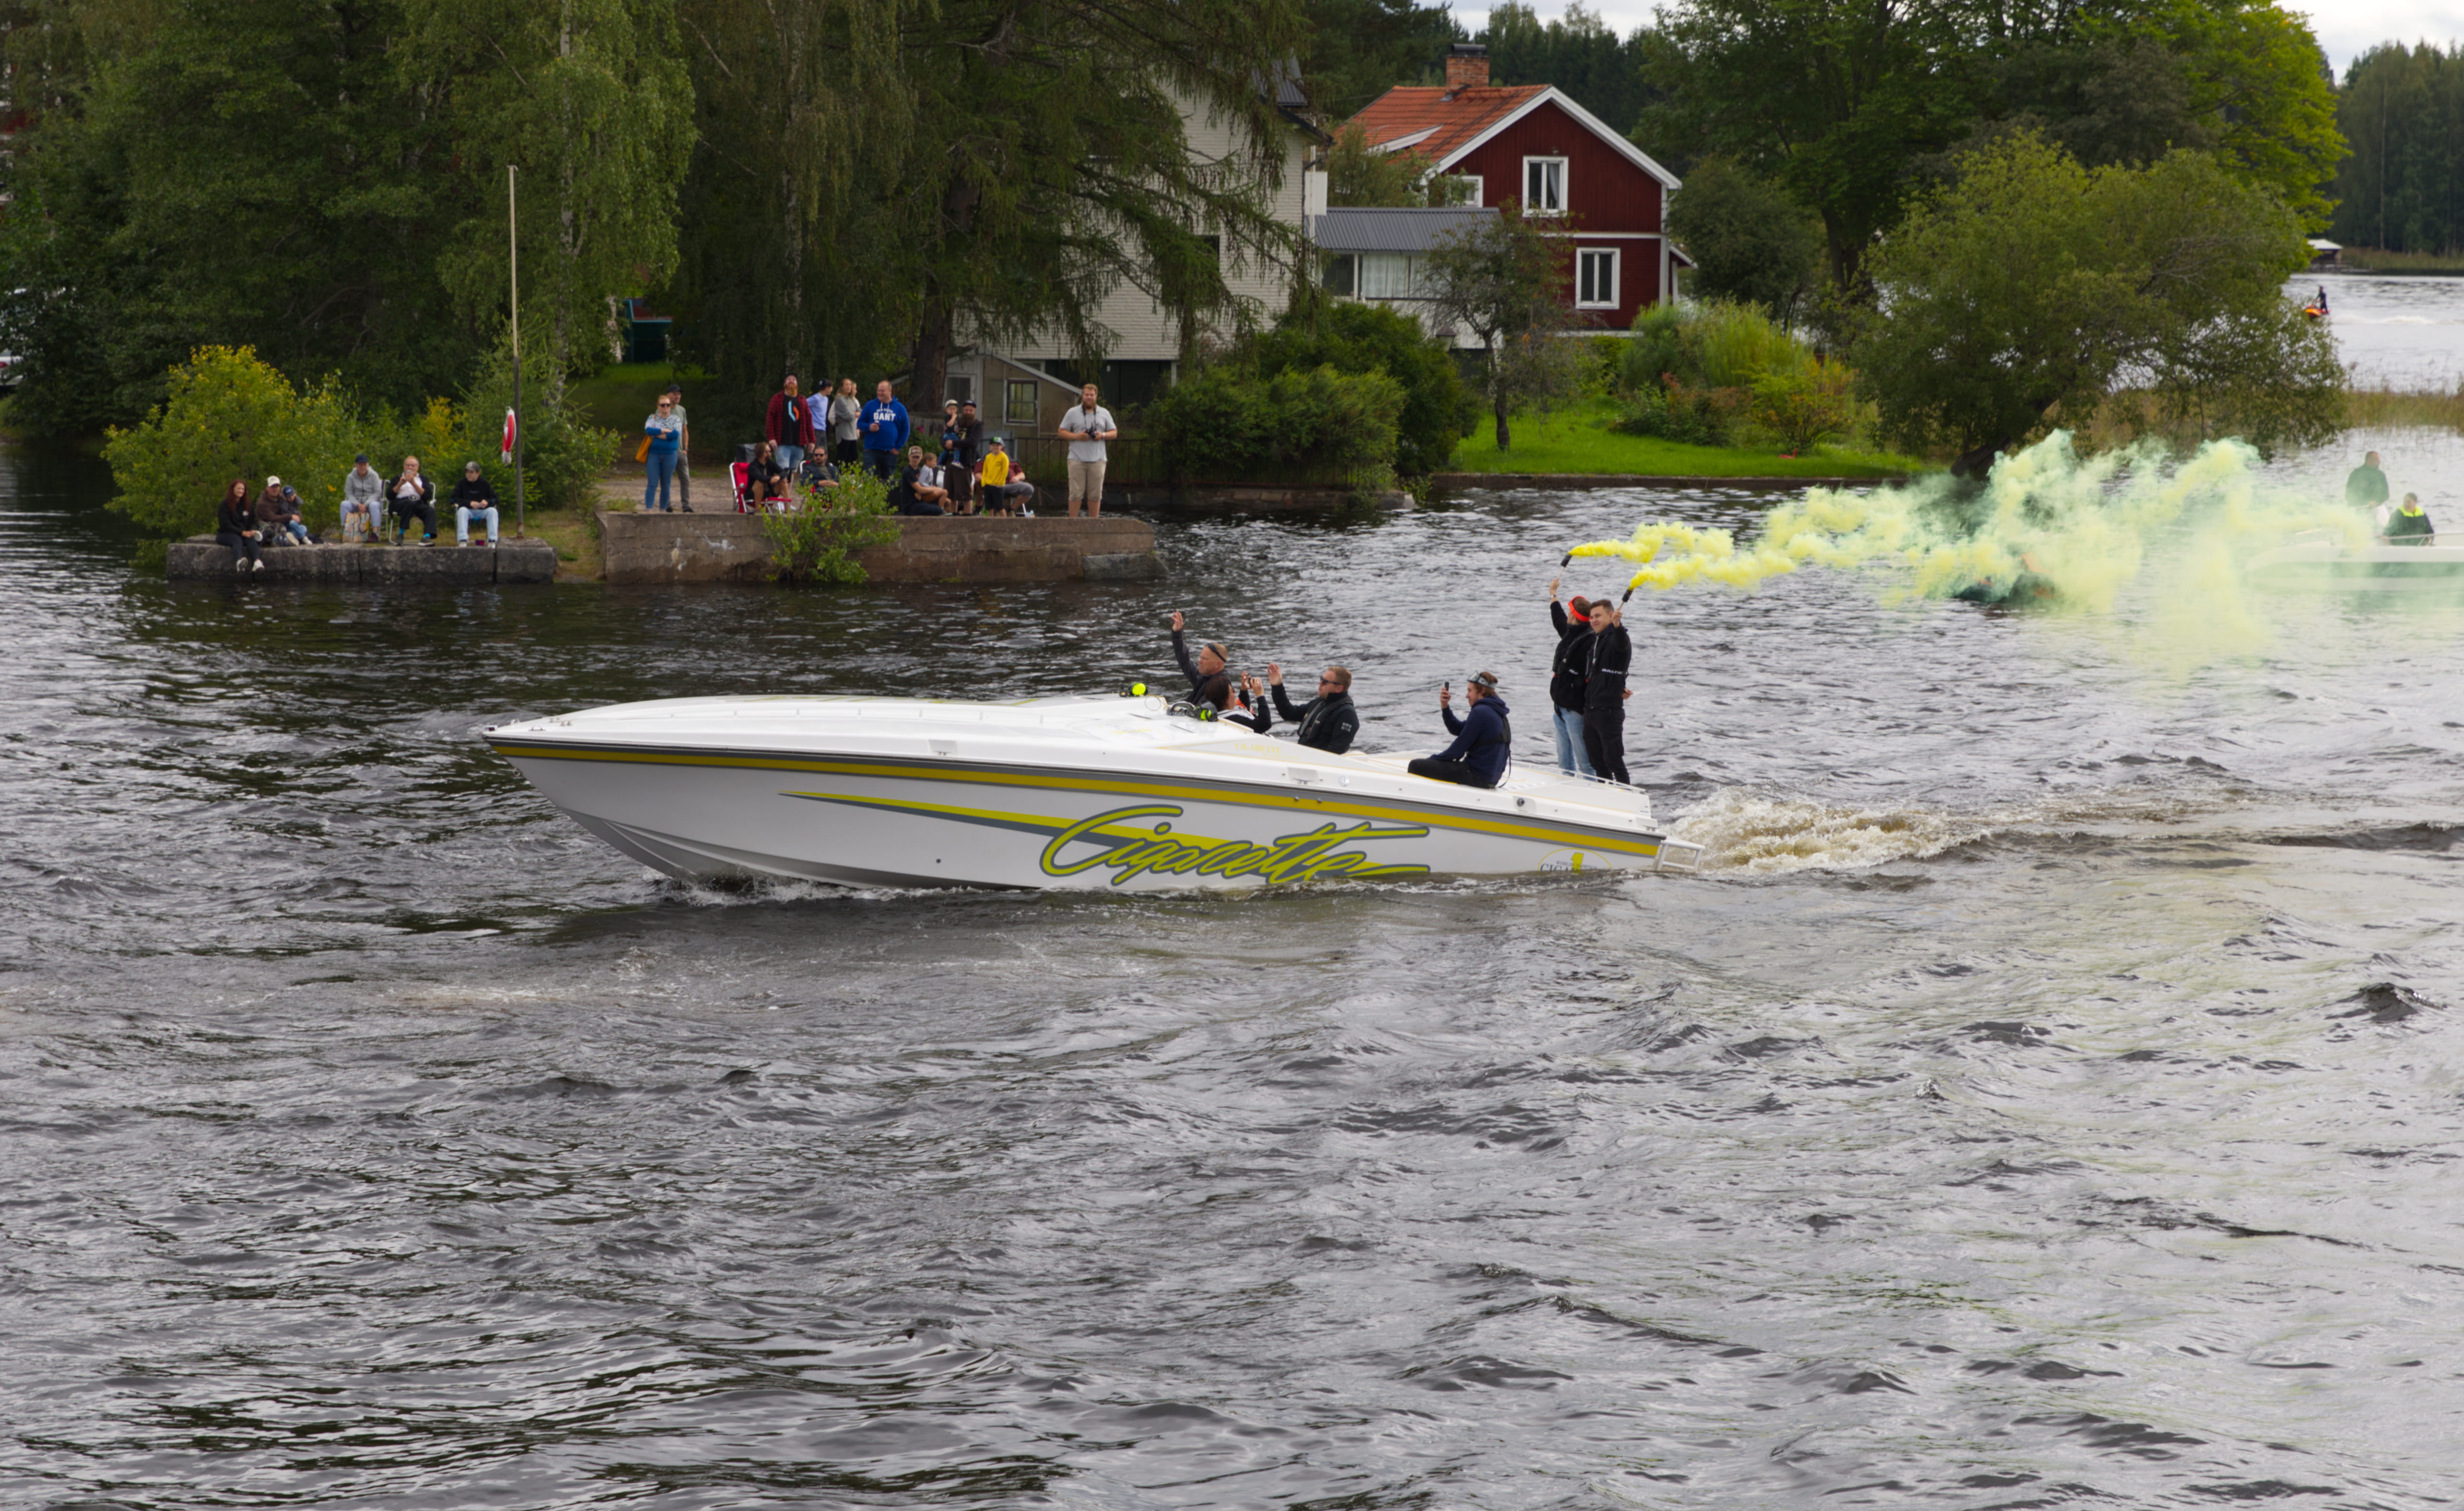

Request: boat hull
left=2246, top=541, right=2464, bottom=592
left=493, top=730, right=1691, bottom=891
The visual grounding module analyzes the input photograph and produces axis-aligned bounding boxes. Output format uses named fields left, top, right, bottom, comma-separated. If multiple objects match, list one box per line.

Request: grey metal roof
left=1310, top=207, right=1500, bottom=253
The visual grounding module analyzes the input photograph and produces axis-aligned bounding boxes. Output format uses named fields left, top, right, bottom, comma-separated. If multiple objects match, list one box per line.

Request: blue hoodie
left=1435, top=694, right=1512, bottom=786
left=861, top=396, right=910, bottom=455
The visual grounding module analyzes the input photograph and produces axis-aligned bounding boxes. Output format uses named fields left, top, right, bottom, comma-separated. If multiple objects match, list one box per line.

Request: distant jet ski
left=2246, top=534, right=2464, bottom=592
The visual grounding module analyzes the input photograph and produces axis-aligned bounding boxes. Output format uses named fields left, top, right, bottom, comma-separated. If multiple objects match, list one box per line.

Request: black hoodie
left=1584, top=623, right=1631, bottom=719
left=1549, top=601, right=1594, bottom=711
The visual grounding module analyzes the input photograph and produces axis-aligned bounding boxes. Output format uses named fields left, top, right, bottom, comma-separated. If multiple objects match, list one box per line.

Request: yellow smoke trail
left=1566, top=434, right=2377, bottom=655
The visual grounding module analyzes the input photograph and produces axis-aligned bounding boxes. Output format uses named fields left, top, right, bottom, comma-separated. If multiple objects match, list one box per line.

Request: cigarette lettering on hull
left=1037, top=805, right=1432, bottom=886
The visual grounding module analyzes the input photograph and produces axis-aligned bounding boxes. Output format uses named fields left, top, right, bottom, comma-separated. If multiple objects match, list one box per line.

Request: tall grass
left=2334, top=248, right=2464, bottom=275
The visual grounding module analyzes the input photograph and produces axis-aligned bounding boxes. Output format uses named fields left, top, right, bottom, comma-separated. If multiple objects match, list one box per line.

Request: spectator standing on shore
left=452, top=461, right=500, bottom=545
left=1545, top=577, right=1595, bottom=776
left=829, top=378, right=862, bottom=466
left=342, top=454, right=383, bottom=543
left=942, top=399, right=982, bottom=514
left=1059, top=382, right=1116, bottom=519
left=764, top=374, right=812, bottom=480
left=642, top=394, right=684, bottom=511
left=861, top=379, right=910, bottom=480
left=977, top=437, right=1034, bottom=515
left=665, top=383, right=693, bottom=511
left=215, top=479, right=263, bottom=573
left=390, top=457, right=438, bottom=543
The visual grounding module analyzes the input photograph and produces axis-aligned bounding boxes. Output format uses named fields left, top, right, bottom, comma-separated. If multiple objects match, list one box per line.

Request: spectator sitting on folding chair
left=751, top=440, right=792, bottom=507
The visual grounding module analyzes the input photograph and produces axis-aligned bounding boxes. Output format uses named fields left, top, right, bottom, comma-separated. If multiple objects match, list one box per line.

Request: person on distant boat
left=2346, top=451, right=2390, bottom=527
left=1219, top=673, right=1273, bottom=732
left=2386, top=493, right=2437, bottom=545
left=1169, top=611, right=1234, bottom=711
left=1266, top=662, right=1359, bottom=753
left=1546, top=577, right=1595, bottom=777
left=1411, top=672, right=1511, bottom=788
left=1583, top=599, right=1633, bottom=785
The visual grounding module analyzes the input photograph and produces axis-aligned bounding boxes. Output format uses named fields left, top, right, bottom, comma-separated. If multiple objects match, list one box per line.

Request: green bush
left=1241, top=301, right=1472, bottom=476
left=759, top=464, right=900, bottom=585
left=101, top=343, right=618, bottom=541
left=1620, top=304, right=1687, bottom=394
left=104, top=346, right=366, bottom=537
left=1613, top=377, right=1752, bottom=446
left=1616, top=298, right=1815, bottom=395
left=1148, top=363, right=1406, bottom=496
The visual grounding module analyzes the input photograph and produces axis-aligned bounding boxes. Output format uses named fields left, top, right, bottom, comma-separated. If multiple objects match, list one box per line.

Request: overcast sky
left=1448, top=1, right=2463, bottom=80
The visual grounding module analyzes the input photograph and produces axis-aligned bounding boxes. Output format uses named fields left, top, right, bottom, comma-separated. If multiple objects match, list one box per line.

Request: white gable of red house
left=1347, top=48, right=1683, bottom=330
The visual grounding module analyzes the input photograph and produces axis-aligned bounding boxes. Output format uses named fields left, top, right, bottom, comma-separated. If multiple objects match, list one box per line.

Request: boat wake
left=1669, top=789, right=1998, bottom=874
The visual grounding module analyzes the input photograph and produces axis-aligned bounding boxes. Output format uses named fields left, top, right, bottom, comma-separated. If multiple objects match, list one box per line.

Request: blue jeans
left=1552, top=706, right=1594, bottom=776
left=643, top=449, right=678, bottom=510
left=863, top=449, right=899, bottom=480
left=774, top=445, right=803, bottom=478
left=457, top=505, right=499, bottom=543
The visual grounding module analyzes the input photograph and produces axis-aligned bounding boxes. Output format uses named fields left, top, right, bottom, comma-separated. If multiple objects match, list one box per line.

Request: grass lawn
left=1447, top=404, right=1922, bottom=478
left=567, top=362, right=717, bottom=459
left=510, top=507, right=602, bottom=581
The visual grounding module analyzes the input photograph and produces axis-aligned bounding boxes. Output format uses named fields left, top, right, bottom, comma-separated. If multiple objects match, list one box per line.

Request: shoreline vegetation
left=1449, top=402, right=1918, bottom=478
left=2334, top=248, right=2464, bottom=276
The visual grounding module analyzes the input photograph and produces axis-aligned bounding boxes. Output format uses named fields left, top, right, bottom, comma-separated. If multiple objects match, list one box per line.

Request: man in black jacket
left=1169, top=611, right=1232, bottom=710
left=451, top=461, right=501, bottom=545
left=1582, top=599, right=1633, bottom=785
left=1266, top=662, right=1359, bottom=754
left=1547, top=576, right=1595, bottom=775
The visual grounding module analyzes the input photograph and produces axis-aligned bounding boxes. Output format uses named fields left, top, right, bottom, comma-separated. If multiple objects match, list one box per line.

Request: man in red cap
left=1547, top=576, right=1596, bottom=776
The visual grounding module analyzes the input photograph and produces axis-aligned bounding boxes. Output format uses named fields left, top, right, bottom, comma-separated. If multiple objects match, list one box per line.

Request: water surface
left=4, top=450, right=2461, bottom=1509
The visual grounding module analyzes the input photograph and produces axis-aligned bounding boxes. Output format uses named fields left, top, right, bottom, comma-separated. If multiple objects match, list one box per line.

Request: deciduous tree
left=1847, top=134, right=2341, bottom=473
left=1423, top=202, right=1578, bottom=451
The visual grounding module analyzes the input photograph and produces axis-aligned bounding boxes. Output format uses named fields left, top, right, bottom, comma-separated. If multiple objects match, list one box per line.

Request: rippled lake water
left=4, top=445, right=2461, bottom=1509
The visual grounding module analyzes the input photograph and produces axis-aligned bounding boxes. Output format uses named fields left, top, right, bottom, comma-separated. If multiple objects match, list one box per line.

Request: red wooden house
left=1346, top=44, right=1683, bottom=330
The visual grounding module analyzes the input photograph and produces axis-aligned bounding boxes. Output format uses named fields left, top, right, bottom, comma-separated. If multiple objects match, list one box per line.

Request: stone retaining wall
left=598, top=511, right=1162, bottom=585
left=168, top=538, right=557, bottom=584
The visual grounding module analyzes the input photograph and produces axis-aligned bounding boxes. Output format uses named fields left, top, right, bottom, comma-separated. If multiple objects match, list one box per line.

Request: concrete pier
left=598, top=511, right=1163, bottom=585
left=168, top=537, right=558, bottom=584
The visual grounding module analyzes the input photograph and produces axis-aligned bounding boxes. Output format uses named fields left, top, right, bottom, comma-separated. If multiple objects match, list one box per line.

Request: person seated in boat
left=2386, top=493, right=2437, bottom=545
left=1216, top=672, right=1273, bottom=732
left=1409, top=672, right=1511, bottom=789
left=1266, top=662, right=1359, bottom=754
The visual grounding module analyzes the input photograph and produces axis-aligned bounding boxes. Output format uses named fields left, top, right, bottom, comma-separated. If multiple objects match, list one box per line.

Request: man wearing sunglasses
left=1266, top=662, right=1359, bottom=754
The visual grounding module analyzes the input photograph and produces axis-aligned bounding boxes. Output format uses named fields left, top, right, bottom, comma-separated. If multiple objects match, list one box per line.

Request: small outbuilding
left=2307, top=238, right=2342, bottom=270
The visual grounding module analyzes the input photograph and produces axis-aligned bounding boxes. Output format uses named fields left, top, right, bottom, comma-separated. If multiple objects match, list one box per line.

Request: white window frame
left=1576, top=247, right=1620, bottom=309
left=1522, top=156, right=1567, bottom=215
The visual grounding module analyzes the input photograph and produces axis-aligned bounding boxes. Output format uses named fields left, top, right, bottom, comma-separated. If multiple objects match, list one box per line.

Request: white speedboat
left=2246, top=537, right=2464, bottom=592
left=484, top=694, right=1702, bottom=891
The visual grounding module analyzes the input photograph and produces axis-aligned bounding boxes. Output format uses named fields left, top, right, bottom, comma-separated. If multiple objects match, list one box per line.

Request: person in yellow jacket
left=976, top=437, right=1036, bottom=516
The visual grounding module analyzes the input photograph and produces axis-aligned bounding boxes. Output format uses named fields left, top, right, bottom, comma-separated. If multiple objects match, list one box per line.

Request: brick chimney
left=1445, top=43, right=1489, bottom=94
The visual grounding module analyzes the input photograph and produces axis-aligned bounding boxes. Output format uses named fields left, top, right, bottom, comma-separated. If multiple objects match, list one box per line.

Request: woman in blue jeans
left=642, top=395, right=684, bottom=510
